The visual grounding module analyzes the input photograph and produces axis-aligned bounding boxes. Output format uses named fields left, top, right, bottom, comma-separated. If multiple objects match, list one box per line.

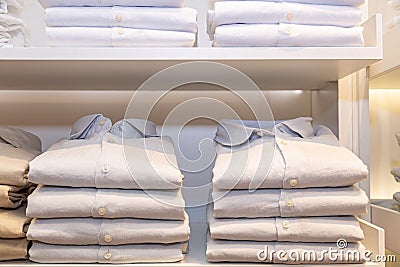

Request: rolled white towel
left=45, top=7, right=197, bottom=33
left=211, top=0, right=364, bottom=7
left=39, top=0, right=184, bottom=8
left=389, top=0, right=400, bottom=9
left=46, top=27, right=196, bottom=47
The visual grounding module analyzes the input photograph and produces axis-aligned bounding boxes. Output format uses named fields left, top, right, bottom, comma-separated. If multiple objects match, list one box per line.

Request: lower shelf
left=2, top=220, right=384, bottom=267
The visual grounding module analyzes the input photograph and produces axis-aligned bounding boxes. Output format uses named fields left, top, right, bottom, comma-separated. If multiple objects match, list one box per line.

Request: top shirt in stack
left=38, top=0, right=198, bottom=47
left=0, top=0, right=26, bottom=47
left=0, top=127, right=42, bottom=261
left=208, top=0, right=365, bottom=47
left=207, top=117, right=369, bottom=264
left=26, top=114, right=190, bottom=264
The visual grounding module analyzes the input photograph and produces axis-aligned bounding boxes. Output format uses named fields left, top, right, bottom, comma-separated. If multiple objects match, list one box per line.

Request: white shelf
left=0, top=220, right=385, bottom=267
left=0, top=15, right=382, bottom=91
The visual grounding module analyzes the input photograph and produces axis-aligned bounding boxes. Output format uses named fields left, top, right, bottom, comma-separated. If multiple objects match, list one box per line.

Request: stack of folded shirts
left=26, top=114, right=190, bottom=263
left=0, top=0, right=26, bottom=47
left=387, top=0, right=400, bottom=29
left=390, top=132, right=400, bottom=205
left=207, top=117, right=370, bottom=264
left=208, top=0, right=365, bottom=47
left=37, top=0, right=198, bottom=47
left=0, top=127, right=41, bottom=261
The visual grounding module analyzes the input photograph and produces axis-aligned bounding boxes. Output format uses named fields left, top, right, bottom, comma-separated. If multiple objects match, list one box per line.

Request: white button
left=257, top=132, right=264, bottom=137
left=286, top=199, right=294, bottom=207
left=104, top=251, right=112, bottom=260
left=104, top=234, right=113, bottom=243
left=290, top=178, right=298, bottom=187
left=98, top=207, right=106, bottom=216
left=118, top=28, right=124, bottom=35
left=285, top=27, right=292, bottom=35
left=180, top=174, right=185, bottom=180
left=282, top=220, right=290, bottom=229
left=115, top=14, right=122, bottom=22
left=286, top=13, right=293, bottom=21
left=99, top=118, right=106, bottom=126
left=102, top=164, right=110, bottom=173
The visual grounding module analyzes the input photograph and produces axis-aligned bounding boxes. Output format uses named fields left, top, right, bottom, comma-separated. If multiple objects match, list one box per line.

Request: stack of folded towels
left=387, top=0, right=400, bottom=29
left=0, top=127, right=41, bottom=261
left=26, top=114, right=190, bottom=263
left=208, top=0, right=365, bottom=47
left=0, top=0, right=26, bottom=47
left=207, top=117, right=370, bottom=264
left=390, top=132, right=400, bottom=205
left=37, top=0, right=198, bottom=47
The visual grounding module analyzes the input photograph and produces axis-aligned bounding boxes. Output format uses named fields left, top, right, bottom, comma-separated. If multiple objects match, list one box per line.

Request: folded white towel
left=389, top=0, right=400, bottom=9
left=38, top=0, right=184, bottom=8
left=209, top=1, right=361, bottom=35
left=211, top=0, right=364, bottom=7
left=213, top=23, right=364, bottom=47
left=46, top=27, right=195, bottom=47
left=45, top=7, right=198, bottom=33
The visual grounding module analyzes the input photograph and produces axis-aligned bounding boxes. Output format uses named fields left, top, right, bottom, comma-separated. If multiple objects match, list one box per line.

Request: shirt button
left=104, top=251, right=112, bottom=260
left=286, top=199, right=294, bottom=207
left=118, top=28, right=124, bottom=35
left=282, top=220, right=290, bottom=229
left=98, top=118, right=106, bottom=126
left=286, top=13, right=293, bottom=21
left=285, top=27, right=292, bottom=35
left=98, top=207, right=106, bottom=216
left=257, top=132, right=263, bottom=137
left=290, top=178, right=298, bottom=187
left=115, top=14, right=122, bottom=22
left=102, top=164, right=110, bottom=173
left=104, top=234, right=113, bottom=243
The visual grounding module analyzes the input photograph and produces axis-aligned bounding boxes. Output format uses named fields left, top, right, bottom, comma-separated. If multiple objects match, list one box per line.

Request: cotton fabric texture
left=211, top=0, right=365, bottom=7
left=0, top=205, right=30, bottom=238
left=0, top=184, right=32, bottom=208
left=0, top=239, right=29, bottom=261
left=38, top=0, right=184, bottom=8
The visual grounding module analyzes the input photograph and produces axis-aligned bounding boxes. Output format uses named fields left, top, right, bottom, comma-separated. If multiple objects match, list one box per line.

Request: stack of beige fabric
left=26, top=114, right=189, bottom=264
left=0, top=127, right=41, bottom=261
left=207, top=118, right=370, bottom=264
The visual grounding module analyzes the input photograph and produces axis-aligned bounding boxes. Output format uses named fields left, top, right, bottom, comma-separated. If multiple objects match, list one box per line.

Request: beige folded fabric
left=28, top=213, right=190, bottom=245
left=29, top=242, right=184, bottom=263
left=0, top=184, right=33, bottom=208
left=206, top=238, right=365, bottom=264
left=29, top=133, right=183, bottom=190
left=209, top=212, right=364, bottom=242
left=213, top=186, right=369, bottom=218
left=27, top=185, right=186, bottom=220
left=0, top=205, right=31, bottom=238
left=0, top=238, right=29, bottom=261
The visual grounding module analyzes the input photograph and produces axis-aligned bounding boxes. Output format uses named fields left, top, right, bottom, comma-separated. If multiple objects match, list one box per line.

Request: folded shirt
left=0, top=238, right=29, bottom=261
left=0, top=205, right=30, bottom=238
left=394, top=192, right=400, bottom=205
left=209, top=1, right=361, bottom=35
left=0, top=128, right=41, bottom=187
left=387, top=15, right=400, bottom=30
left=45, top=7, right=197, bottom=33
left=29, top=131, right=184, bottom=190
left=28, top=214, right=190, bottom=245
left=27, top=186, right=186, bottom=220
left=29, top=242, right=185, bottom=263
left=213, top=186, right=369, bottom=218
left=38, top=0, right=184, bottom=8
left=391, top=167, right=400, bottom=183
left=213, top=118, right=368, bottom=190
left=213, top=23, right=364, bottom=47
left=206, top=238, right=366, bottom=264
left=389, top=0, right=400, bottom=9
left=0, top=28, right=25, bottom=47
left=46, top=26, right=196, bottom=47
left=209, top=212, right=364, bottom=242
left=211, top=0, right=365, bottom=7
left=0, top=184, right=33, bottom=208
left=0, top=13, right=23, bottom=31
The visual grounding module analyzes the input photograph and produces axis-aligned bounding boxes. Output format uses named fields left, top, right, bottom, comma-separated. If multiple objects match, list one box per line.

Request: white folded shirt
left=46, top=26, right=196, bottom=47
left=213, top=23, right=364, bottom=47
left=29, top=132, right=184, bottom=190
left=45, top=7, right=198, bottom=33
left=213, top=186, right=369, bottom=218
left=206, top=238, right=366, bottom=264
left=27, top=214, right=190, bottom=245
left=209, top=1, right=361, bottom=35
left=208, top=212, right=364, bottom=242
left=38, top=0, right=184, bottom=8
left=29, top=242, right=185, bottom=263
left=27, top=186, right=186, bottom=220
left=213, top=118, right=368, bottom=190
left=211, top=0, right=365, bottom=7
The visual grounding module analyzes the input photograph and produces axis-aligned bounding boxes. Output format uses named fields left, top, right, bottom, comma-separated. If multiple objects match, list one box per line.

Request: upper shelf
left=0, top=15, right=382, bottom=91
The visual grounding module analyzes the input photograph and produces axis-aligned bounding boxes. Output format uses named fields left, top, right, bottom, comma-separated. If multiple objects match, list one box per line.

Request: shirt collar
left=0, top=127, right=42, bottom=152
left=110, top=118, right=158, bottom=139
left=70, top=114, right=112, bottom=140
